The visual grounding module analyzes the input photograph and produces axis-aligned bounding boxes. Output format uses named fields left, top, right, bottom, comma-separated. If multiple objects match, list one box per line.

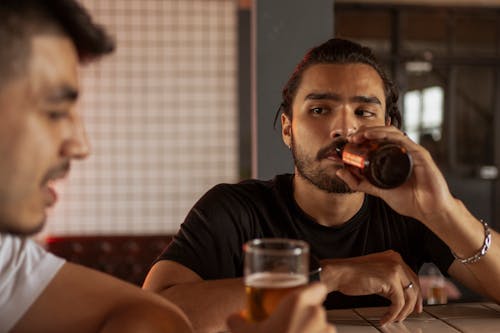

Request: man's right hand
left=321, top=250, right=423, bottom=325
left=226, top=283, right=336, bottom=333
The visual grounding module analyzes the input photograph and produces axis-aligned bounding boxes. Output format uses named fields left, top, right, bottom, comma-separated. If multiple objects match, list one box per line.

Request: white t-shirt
left=0, top=233, right=65, bottom=332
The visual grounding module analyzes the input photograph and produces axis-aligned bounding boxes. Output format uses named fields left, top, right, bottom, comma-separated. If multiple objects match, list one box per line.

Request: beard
left=291, top=135, right=354, bottom=194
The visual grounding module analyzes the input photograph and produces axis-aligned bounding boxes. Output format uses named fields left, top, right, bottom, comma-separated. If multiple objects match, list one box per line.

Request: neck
left=292, top=173, right=365, bottom=227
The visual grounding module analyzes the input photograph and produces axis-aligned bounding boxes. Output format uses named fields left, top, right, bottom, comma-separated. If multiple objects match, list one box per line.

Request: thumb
left=336, top=168, right=381, bottom=197
left=226, top=313, right=252, bottom=333
left=296, top=282, right=328, bottom=304
left=270, top=282, right=328, bottom=321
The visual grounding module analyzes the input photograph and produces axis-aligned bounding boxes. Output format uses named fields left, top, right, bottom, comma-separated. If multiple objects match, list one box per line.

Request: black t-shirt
left=158, top=174, right=454, bottom=309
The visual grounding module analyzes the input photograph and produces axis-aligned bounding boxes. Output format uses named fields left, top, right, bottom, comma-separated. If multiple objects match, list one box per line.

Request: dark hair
left=0, top=0, right=115, bottom=85
left=277, top=38, right=401, bottom=129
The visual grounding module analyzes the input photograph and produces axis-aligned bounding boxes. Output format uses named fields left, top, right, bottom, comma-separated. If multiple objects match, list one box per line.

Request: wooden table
left=327, top=302, right=500, bottom=332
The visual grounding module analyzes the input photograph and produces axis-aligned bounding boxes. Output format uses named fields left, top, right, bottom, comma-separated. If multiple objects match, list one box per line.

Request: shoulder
left=213, top=176, right=282, bottom=194
left=1, top=232, right=24, bottom=252
left=185, top=177, right=277, bottom=226
left=180, top=175, right=292, bottom=236
left=199, top=174, right=290, bottom=206
left=0, top=233, right=65, bottom=271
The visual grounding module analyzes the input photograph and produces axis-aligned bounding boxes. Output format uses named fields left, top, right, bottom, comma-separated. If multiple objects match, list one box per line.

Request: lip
left=322, top=156, right=344, bottom=169
left=323, top=150, right=343, bottom=162
left=318, top=140, right=347, bottom=161
left=325, top=154, right=342, bottom=162
left=41, top=168, right=69, bottom=185
left=42, top=181, right=58, bottom=207
left=40, top=170, right=69, bottom=207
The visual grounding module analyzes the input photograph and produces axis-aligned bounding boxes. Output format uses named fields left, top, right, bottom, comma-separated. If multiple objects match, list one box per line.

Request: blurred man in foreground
left=0, top=1, right=191, bottom=331
left=0, top=1, right=334, bottom=332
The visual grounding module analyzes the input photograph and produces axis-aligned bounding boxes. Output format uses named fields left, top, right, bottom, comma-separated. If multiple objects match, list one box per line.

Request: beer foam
left=245, top=272, right=307, bottom=288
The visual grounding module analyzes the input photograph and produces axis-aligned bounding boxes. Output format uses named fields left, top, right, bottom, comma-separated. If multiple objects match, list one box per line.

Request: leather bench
left=46, top=235, right=173, bottom=286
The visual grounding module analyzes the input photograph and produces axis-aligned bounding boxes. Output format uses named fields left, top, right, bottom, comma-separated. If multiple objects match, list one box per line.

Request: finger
left=350, top=126, right=422, bottom=154
left=396, top=283, right=417, bottom=322
left=226, top=313, right=252, bottom=333
left=298, top=304, right=333, bottom=333
left=396, top=268, right=423, bottom=320
left=414, top=280, right=424, bottom=313
left=326, top=325, right=337, bottom=333
left=282, top=284, right=332, bottom=333
left=349, top=125, right=404, bottom=143
left=272, top=283, right=329, bottom=330
left=445, top=281, right=462, bottom=299
left=405, top=269, right=423, bottom=313
left=289, top=282, right=328, bottom=306
left=380, top=285, right=405, bottom=325
left=336, top=165, right=385, bottom=197
left=336, top=168, right=361, bottom=189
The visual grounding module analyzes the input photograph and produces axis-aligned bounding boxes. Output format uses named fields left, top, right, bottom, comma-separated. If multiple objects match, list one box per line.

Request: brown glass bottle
left=336, top=140, right=413, bottom=189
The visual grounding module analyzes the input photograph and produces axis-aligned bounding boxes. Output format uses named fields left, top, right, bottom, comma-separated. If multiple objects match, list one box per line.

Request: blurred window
left=335, top=4, right=499, bottom=175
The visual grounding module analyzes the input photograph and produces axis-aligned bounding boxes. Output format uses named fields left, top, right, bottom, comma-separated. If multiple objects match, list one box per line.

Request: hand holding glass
left=243, top=238, right=309, bottom=322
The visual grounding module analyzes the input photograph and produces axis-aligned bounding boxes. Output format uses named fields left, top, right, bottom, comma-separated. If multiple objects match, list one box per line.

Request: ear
left=385, top=116, right=391, bottom=126
left=281, top=113, right=292, bottom=148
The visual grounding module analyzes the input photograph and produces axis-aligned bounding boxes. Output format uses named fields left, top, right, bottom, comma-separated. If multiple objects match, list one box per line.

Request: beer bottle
left=336, top=140, right=413, bottom=189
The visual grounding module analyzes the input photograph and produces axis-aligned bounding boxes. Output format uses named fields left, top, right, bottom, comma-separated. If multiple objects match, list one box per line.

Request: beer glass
left=243, top=238, right=309, bottom=322
left=423, top=265, right=448, bottom=305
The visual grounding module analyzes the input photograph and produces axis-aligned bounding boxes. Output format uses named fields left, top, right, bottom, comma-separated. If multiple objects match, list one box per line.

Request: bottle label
left=342, top=151, right=366, bottom=169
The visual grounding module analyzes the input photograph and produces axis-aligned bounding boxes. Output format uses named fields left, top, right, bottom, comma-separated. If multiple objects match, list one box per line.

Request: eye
left=310, top=107, right=328, bottom=115
left=47, top=110, right=70, bottom=121
left=354, top=108, right=375, bottom=117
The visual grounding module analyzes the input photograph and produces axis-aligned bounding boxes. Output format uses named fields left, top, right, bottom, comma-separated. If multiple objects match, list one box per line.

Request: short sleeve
left=156, top=184, right=253, bottom=279
left=422, top=227, right=455, bottom=276
left=0, top=234, right=65, bottom=332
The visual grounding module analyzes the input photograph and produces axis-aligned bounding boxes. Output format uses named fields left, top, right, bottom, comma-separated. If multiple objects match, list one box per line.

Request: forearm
left=426, top=199, right=500, bottom=302
left=158, top=278, right=246, bottom=333
left=100, top=300, right=193, bottom=333
left=11, top=263, right=194, bottom=333
left=319, top=258, right=344, bottom=293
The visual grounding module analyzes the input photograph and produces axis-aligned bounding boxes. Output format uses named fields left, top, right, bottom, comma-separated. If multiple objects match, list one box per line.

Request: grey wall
left=252, top=0, right=334, bottom=179
left=239, top=9, right=252, bottom=179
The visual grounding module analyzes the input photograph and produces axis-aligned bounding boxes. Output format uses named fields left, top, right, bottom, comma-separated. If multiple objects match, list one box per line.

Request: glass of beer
left=421, top=264, right=448, bottom=305
left=243, top=238, right=309, bottom=322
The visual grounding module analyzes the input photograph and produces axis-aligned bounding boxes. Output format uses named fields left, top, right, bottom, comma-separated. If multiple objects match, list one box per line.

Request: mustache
left=316, top=139, right=348, bottom=160
left=42, top=162, right=71, bottom=184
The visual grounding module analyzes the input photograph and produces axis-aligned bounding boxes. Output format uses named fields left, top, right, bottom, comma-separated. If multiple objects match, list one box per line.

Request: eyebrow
left=351, top=95, right=382, bottom=105
left=46, top=85, right=79, bottom=103
left=304, top=92, right=382, bottom=106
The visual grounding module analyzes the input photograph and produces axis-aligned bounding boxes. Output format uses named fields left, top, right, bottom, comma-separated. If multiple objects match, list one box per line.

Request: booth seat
left=46, top=235, right=173, bottom=286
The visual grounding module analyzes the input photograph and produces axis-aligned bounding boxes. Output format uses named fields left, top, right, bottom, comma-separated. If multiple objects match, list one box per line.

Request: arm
left=227, top=283, right=336, bottom=333
left=337, top=126, right=500, bottom=304
left=319, top=250, right=423, bottom=325
left=12, top=262, right=192, bottom=333
left=440, top=203, right=500, bottom=302
left=143, top=260, right=246, bottom=333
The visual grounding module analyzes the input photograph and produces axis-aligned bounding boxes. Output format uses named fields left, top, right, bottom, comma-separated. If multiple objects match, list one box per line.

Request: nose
left=61, top=113, right=91, bottom=160
left=329, top=107, right=358, bottom=139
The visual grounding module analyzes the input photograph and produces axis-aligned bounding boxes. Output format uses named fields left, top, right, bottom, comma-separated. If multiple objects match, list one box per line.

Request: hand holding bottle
left=336, top=125, right=457, bottom=224
left=336, top=140, right=412, bottom=189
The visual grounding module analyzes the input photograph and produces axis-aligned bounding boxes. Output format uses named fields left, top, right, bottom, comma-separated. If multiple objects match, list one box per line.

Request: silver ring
left=403, top=282, right=414, bottom=290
